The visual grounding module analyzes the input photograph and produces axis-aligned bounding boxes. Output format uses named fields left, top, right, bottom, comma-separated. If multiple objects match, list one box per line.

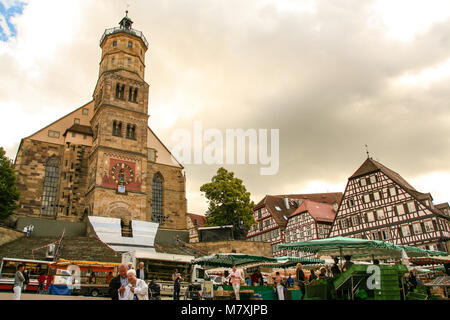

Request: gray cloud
left=2, top=0, right=450, bottom=213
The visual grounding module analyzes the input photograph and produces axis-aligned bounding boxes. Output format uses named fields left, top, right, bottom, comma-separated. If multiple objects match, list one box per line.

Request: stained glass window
left=41, top=157, right=60, bottom=216
left=152, top=173, right=163, bottom=223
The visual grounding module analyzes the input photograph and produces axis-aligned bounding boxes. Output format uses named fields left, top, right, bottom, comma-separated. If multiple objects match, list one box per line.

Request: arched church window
left=120, top=84, right=125, bottom=99
left=152, top=173, right=163, bottom=223
left=113, top=121, right=122, bottom=136
left=133, top=88, right=138, bottom=103
left=115, top=83, right=120, bottom=99
left=41, top=157, right=60, bottom=217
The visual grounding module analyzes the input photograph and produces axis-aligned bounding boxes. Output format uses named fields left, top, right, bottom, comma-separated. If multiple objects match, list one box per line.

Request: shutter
left=409, top=225, right=414, bottom=235
left=394, top=206, right=398, bottom=216
left=398, top=227, right=403, bottom=237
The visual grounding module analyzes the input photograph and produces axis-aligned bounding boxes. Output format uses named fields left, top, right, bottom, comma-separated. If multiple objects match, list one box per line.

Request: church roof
left=63, top=124, right=93, bottom=137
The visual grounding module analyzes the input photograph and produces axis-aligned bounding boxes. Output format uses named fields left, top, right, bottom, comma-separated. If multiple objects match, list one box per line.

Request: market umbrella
left=192, top=253, right=277, bottom=268
left=279, top=236, right=404, bottom=260
left=398, top=245, right=448, bottom=259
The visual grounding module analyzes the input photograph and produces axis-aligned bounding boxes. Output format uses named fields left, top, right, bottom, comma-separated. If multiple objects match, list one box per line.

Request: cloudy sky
left=1, top=0, right=450, bottom=214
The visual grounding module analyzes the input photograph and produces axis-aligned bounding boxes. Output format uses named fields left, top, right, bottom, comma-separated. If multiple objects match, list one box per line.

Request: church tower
left=87, top=12, right=150, bottom=225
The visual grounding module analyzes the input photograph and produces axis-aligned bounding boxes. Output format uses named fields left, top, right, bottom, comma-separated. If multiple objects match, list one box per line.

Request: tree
left=200, top=167, right=255, bottom=236
left=0, top=147, right=20, bottom=221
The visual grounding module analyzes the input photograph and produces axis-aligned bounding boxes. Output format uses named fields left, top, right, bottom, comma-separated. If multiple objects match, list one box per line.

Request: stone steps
left=0, top=236, right=121, bottom=263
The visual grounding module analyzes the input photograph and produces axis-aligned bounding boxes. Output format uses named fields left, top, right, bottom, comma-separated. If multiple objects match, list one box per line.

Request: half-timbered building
left=329, top=158, right=450, bottom=253
left=247, top=193, right=342, bottom=257
left=284, top=200, right=337, bottom=256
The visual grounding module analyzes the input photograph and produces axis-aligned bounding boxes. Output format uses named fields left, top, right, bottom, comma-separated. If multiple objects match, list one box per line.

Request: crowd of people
left=22, top=224, right=35, bottom=238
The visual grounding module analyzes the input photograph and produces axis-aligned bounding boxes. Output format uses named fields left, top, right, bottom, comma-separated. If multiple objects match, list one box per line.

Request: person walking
left=295, top=263, right=306, bottom=300
left=37, top=272, right=46, bottom=294
left=331, top=257, right=341, bottom=277
left=309, top=268, right=318, bottom=282
left=343, top=256, right=354, bottom=272
left=226, top=265, right=244, bottom=300
left=172, top=269, right=183, bottom=300
left=108, top=264, right=129, bottom=300
left=274, top=272, right=284, bottom=300
left=13, top=264, right=26, bottom=300
left=123, top=269, right=148, bottom=300
left=136, top=262, right=146, bottom=281
left=22, top=269, right=30, bottom=292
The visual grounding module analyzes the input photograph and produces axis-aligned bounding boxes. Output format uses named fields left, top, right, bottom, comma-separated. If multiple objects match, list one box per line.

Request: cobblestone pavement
left=0, top=292, right=109, bottom=300
left=0, top=292, right=173, bottom=300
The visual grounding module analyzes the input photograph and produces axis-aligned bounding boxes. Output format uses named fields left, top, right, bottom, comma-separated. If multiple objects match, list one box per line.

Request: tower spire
left=119, top=7, right=133, bottom=30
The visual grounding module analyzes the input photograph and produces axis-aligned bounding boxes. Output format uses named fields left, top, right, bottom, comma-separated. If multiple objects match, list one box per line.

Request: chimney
left=284, top=197, right=290, bottom=209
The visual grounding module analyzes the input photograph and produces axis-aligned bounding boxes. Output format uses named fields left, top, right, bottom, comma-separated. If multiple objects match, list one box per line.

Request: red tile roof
left=289, top=200, right=336, bottom=223
left=187, top=213, right=207, bottom=229
left=254, top=193, right=343, bottom=228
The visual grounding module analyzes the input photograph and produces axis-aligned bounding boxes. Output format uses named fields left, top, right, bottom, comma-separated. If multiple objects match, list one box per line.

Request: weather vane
left=365, top=144, right=370, bottom=159
left=126, top=4, right=130, bottom=16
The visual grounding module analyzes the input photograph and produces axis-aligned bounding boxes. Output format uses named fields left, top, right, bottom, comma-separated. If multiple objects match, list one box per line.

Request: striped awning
left=409, top=256, right=450, bottom=266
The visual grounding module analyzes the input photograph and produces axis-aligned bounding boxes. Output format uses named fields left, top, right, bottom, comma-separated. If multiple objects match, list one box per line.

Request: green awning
left=279, top=236, right=447, bottom=261
left=192, top=253, right=277, bottom=268
left=279, top=236, right=403, bottom=260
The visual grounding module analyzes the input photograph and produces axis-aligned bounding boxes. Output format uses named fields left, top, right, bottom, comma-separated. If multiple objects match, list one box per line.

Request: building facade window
left=151, top=173, right=163, bottom=223
left=366, top=211, right=375, bottom=222
left=407, top=201, right=416, bottom=213
left=115, top=83, right=125, bottom=99
left=112, top=121, right=122, bottom=136
left=396, top=204, right=405, bottom=215
left=148, top=149, right=156, bottom=162
left=82, top=108, right=89, bottom=115
left=126, top=124, right=136, bottom=139
left=376, top=209, right=385, bottom=220
left=74, top=118, right=80, bottom=124
left=41, top=157, right=60, bottom=217
left=401, top=225, right=411, bottom=236
left=48, top=130, right=60, bottom=139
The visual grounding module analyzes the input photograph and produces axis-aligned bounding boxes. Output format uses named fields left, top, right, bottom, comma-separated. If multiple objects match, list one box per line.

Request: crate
left=374, top=289, right=401, bottom=300
left=406, top=292, right=428, bottom=300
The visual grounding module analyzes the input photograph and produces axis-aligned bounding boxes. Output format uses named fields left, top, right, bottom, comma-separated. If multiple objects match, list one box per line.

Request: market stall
left=192, top=253, right=278, bottom=300
left=279, top=237, right=414, bottom=300
left=48, top=259, right=120, bottom=297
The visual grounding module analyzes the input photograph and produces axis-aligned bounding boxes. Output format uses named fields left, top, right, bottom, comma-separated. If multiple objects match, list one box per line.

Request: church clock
left=111, top=162, right=134, bottom=188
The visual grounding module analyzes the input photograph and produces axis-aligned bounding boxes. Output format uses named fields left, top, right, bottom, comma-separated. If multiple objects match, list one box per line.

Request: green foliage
left=200, top=167, right=255, bottom=231
left=0, top=147, right=20, bottom=220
